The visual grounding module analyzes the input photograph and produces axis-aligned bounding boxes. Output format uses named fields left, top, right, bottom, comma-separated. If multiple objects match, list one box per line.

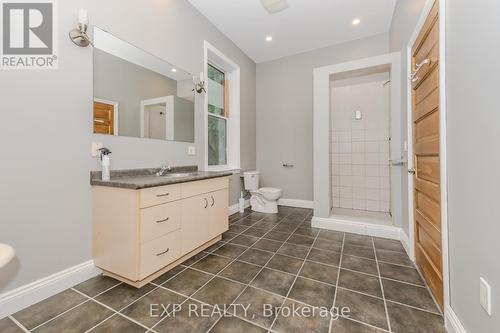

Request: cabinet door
left=181, top=194, right=210, bottom=253
left=208, top=188, right=229, bottom=239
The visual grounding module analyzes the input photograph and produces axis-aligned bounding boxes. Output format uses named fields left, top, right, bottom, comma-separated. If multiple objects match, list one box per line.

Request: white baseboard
left=228, top=199, right=250, bottom=215
left=445, top=306, right=467, bottom=333
left=278, top=198, right=314, bottom=209
left=312, top=216, right=401, bottom=240
left=400, top=229, right=411, bottom=257
left=0, top=260, right=101, bottom=318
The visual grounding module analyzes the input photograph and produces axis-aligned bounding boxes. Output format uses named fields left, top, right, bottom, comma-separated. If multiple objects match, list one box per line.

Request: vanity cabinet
left=92, top=176, right=229, bottom=287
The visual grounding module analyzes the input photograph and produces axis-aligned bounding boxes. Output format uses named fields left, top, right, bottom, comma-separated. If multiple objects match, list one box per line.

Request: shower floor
left=330, top=208, right=392, bottom=226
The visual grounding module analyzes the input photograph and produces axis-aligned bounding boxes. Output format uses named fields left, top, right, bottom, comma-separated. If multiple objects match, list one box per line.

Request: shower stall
left=313, top=53, right=404, bottom=239
left=330, top=66, right=392, bottom=225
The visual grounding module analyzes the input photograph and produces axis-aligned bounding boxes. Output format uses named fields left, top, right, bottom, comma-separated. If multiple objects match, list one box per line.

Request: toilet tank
left=243, top=171, right=260, bottom=191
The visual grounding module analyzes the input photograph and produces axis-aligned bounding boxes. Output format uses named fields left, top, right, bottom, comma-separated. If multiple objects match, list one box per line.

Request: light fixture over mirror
left=69, top=8, right=93, bottom=47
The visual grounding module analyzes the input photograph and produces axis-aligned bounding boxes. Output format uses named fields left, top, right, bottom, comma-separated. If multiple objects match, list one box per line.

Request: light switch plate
left=187, top=146, right=196, bottom=156
left=91, top=142, right=103, bottom=157
left=480, top=277, right=492, bottom=315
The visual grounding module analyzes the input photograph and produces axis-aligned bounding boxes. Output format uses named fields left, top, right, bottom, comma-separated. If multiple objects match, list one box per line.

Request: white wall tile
left=339, top=187, right=353, bottom=198
left=352, top=165, right=364, bottom=176
left=339, top=153, right=352, bottom=165
left=331, top=79, right=391, bottom=213
left=352, top=142, right=364, bottom=153
left=339, top=198, right=353, bottom=209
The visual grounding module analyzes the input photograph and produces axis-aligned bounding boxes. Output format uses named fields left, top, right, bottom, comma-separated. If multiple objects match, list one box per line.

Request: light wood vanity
left=91, top=172, right=230, bottom=287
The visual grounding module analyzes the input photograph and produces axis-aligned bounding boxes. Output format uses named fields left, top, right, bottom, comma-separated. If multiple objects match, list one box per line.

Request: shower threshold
left=330, top=208, right=392, bottom=226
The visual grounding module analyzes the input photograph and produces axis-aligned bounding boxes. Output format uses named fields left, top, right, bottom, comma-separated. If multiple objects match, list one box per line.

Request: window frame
left=203, top=41, right=240, bottom=171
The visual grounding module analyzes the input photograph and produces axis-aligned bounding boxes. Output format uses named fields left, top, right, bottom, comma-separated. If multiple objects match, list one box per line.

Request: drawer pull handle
left=204, top=198, right=208, bottom=208
left=156, top=248, right=170, bottom=256
left=156, top=217, right=169, bottom=223
left=210, top=195, right=215, bottom=207
left=156, top=193, right=170, bottom=198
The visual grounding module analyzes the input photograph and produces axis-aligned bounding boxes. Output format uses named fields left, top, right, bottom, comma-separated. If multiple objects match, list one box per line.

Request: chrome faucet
left=156, top=164, right=172, bottom=176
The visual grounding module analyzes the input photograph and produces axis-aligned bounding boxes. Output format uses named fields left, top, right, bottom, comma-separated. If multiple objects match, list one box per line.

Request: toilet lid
left=260, top=187, right=281, bottom=194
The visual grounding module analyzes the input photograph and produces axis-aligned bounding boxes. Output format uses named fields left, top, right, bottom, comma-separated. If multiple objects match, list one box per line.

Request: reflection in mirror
left=93, top=27, right=195, bottom=142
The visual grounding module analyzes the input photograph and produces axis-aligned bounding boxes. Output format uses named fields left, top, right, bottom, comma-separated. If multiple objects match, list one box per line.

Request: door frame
left=406, top=0, right=450, bottom=317
left=140, top=96, right=175, bottom=140
left=93, top=98, right=119, bottom=135
left=312, top=52, right=402, bottom=222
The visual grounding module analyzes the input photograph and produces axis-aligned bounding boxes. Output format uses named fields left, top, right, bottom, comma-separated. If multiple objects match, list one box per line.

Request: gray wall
left=173, top=97, right=195, bottom=142
left=94, top=49, right=178, bottom=138
left=0, top=0, right=255, bottom=293
left=446, top=0, right=500, bottom=331
left=256, top=34, right=389, bottom=201
left=388, top=0, right=427, bottom=235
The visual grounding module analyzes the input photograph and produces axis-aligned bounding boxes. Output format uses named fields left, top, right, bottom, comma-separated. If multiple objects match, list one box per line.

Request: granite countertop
left=90, top=166, right=234, bottom=190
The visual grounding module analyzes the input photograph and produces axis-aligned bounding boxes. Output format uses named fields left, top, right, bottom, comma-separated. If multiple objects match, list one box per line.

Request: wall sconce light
left=69, top=8, right=93, bottom=47
left=193, top=72, right=206, bottom=94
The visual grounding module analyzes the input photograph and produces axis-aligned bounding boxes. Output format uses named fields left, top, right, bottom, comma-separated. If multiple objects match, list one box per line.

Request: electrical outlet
left=187, top=146, right=196, bottom=156
left=91, top=142, right=103, bottom=157
left=480, top=277, right=492, bottom=315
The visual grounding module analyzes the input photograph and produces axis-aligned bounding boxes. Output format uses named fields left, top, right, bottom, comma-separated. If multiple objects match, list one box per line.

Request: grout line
left=8, top=315, right=29, bottom=333
left=267, top=216, right=322, bottom=332
left=71, top=287, right=156, bottom=333
left=329, top=231, right=346, bottom=333
left=83, top=313, right=117, bottom=333
left=372, top=237, right=392, bottom=333
left=205, top=212, right=308, bottom=332
left=148, top=210, right=299, bottom=332
left=29, top=298, right=91, bottom=331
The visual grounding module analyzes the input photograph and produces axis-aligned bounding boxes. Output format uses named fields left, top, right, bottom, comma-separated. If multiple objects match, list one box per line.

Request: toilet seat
left=259, top=187, right=281, bottom=195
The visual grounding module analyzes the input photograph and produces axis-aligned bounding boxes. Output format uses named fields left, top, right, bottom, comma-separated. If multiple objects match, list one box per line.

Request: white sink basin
left=0, top=243, right=14, bottom=268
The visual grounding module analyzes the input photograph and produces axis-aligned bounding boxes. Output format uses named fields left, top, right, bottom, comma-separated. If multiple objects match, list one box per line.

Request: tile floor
left=1, top=207, right=446, bottom=333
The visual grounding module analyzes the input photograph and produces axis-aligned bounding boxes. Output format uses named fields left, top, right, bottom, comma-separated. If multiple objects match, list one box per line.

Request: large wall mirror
left=93, top=27, right=195, bottom=142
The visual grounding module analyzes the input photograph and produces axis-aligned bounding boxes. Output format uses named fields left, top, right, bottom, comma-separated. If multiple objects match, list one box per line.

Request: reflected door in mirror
left=94, top=101, right=115, bottom=135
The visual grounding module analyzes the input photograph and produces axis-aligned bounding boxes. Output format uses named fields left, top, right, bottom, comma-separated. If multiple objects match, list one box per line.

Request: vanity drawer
left=181, top=177, right=229, bottom=198
left=140, top=201, right=181, bottom=243
left=140, top=230, right=181, bottom=279
left=139, top=184, right=181, bottom=208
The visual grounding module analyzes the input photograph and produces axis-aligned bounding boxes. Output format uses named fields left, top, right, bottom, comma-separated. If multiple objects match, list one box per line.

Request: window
left=204, top=41, right=240, bottom=171
left=207, top=64, right=227, bottom=166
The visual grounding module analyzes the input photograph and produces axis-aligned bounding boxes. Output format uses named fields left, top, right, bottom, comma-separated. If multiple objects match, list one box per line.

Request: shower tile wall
left=330, top=75, right=391, bottom=212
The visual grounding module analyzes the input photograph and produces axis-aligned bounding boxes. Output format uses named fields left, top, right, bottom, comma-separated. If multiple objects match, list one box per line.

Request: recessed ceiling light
left=260, top=0, right=288, bottom=14
left=352, top=18, right=361, bottom=26
left=171, top=68, right=177, bottom=72
left=266, top=35, right=273, bottom=42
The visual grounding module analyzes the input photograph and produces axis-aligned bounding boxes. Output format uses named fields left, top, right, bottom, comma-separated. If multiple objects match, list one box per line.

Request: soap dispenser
left=98, top=148, right=112, bottom=181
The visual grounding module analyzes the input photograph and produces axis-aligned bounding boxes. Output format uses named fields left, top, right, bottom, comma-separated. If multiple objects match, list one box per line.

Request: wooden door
left=93, top=101, right=115, bottom=135
left=181, top=194, right=209, bottom=253
left=411, top=1, right=442, bottom=310
left=208, top=189, right=229, bottom=239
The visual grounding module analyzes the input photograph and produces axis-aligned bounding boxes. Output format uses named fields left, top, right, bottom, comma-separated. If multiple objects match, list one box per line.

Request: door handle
left=410, top=58, right=431, bottom=83
left=210, top=195, right=215, bottom=207
left=408, top=169, right=416, bottom=175
left=156, top=217, right=169, bottom=223
left=204, top=198, right=208, bottom=208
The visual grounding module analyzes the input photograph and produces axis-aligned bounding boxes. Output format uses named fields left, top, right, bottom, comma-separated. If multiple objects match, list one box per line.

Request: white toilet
left=243, top=171, right=282, bottom=214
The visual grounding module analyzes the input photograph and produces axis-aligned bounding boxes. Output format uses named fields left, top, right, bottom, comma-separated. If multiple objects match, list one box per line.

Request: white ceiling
left=188, top=0, right=397, bottom=63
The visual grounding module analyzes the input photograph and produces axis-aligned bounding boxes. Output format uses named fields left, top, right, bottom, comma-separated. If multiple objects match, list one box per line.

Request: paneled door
left=411, top=0, right=442, bottom=310
left=93, top=101, right=115, bottom=135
